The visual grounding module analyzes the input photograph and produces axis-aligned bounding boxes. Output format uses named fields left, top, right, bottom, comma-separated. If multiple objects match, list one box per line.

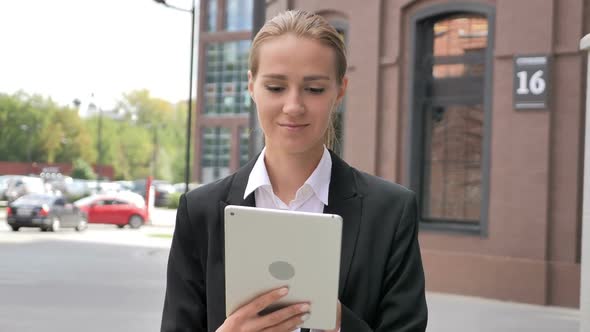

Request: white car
left=4, top=176, right=47, bottom=202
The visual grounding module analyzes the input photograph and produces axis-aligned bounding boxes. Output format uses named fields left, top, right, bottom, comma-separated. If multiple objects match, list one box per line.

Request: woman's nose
left=282, top=90, right=305, bottom=115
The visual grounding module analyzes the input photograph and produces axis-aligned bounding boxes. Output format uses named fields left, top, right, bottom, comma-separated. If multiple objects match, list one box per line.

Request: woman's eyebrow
left=261, top=74, right=331, bottom=81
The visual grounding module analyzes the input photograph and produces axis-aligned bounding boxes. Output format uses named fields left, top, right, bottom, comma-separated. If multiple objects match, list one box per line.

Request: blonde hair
left=249, top=10, right=347, bottom=150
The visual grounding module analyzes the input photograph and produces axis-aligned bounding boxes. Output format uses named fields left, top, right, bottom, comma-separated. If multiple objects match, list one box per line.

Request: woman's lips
left=279, top=123, right=309, bottom=130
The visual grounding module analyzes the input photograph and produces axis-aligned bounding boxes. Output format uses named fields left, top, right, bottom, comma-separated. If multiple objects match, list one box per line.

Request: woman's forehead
left=256, top=35, right=337, bottom=79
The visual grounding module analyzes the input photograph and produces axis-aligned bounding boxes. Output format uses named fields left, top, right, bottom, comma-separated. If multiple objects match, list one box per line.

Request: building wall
left=194, top=0, right=252, bottom=183
left=402, top=0, right=586, bottom=308
left=274, top=0, right=590, bottom=307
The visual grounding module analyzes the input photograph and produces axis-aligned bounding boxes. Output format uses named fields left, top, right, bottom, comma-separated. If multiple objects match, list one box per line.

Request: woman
left=161, top=10, right=427, bottom=332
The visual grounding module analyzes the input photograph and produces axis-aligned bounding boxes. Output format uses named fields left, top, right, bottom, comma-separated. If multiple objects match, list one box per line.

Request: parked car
left=152, top=180, right=175, bottom=207
left=74, top=193, right=148, bottom=229
left=4, top=176, right=47, bottom=202
left=0, top=175, right=20, bottom=200
left=6, top=194, right=88, bottom=232
left=130, top=179, right=174, bottom=207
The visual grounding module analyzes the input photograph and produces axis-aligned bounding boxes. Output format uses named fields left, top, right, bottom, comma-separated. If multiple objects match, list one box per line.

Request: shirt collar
left=243, top=146, right=332, bottom=206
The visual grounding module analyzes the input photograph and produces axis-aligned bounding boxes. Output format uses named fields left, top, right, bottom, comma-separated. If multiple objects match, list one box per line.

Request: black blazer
left=161, top=151, right=428, bottom=332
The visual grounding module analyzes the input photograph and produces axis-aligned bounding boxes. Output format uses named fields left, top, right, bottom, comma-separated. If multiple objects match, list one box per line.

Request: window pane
left=419, top=14, right=488, bottom=224
left=201, top=127, right=232, bottom=183
left=433, top=16, right=488, bottom=57
left=225, top=0, right=253, bottom=31
left=239, top=127, right=250, bottom=166
left=422, top=105, right=483, bottom=222
left=207, top=0, right=216, bottom=32
left=203, top=41, right=251, bottom=116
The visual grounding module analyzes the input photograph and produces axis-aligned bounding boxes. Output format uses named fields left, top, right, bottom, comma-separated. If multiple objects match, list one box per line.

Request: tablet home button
left=268, top=261, right=295, bottom=280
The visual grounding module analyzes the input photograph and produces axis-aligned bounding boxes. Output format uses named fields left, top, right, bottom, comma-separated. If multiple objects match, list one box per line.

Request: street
left=0, top=208, right=581, bottom=332
left=0, top=207, right=174, bottom=332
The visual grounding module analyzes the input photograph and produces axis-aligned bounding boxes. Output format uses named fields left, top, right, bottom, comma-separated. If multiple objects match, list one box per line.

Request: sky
left=0, top=0, right=198, bottom=109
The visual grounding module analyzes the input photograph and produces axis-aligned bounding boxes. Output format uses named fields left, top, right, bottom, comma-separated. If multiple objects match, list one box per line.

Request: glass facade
left=201, top=127, right=231, bottom=183
left=206, top=0, right=217, bottom=32
left=204, top=40, right=251, bottom=116
left=239, top=127, right=250, bottom=167
left=225, top=0, right=253, bottom=31
left=419, top=15, right=488, bottom=224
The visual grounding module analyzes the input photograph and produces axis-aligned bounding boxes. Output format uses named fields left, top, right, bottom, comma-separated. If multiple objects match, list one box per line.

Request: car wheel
left=10, top=225, right=20, bottom=232
left=75, top=217, right=88, bottom=232
left=116, top=224, right=125, bottom=229
left=128, top=215, right=143, bottom=229
left=49, top=217, right=61, bottom=232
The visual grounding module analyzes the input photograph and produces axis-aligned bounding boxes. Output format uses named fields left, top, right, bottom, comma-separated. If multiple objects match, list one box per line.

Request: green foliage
left=0, top=91, right=93, bottom=164
left=71, top=158, right=97, bottom=180
left=167, top=192, right=182, bottom=209
left=0, top=89, right=189, bottom=182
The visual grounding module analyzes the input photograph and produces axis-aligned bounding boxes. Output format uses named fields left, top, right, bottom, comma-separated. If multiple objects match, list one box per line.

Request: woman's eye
left=306, top=87, right=325, bottom=94
left=265, top=86, right=284, bottom=93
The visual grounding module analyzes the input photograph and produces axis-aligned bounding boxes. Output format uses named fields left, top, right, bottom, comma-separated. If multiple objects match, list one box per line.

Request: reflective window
left=204, top=40, right=251, bottom=116
left=201, top=127, right=231, bottom=183
left=206, top=0, right=217, bottom=32
left=239, top=127, right=250, bottom=167
left=417, top=15, right=489, bottom=224
left=225, top=0, right=253, bottom=31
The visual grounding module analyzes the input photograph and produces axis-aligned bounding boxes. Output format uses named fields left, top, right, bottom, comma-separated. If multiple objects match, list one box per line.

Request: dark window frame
left=407, top=3, right=495, bottom=236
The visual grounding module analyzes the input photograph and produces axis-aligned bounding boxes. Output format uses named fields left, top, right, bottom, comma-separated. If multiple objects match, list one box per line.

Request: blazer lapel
left=210, top=156, right=257, bottom=328
left=220, top=155, right=258, bottom=259
left=324, top=151, right=362, bottom=298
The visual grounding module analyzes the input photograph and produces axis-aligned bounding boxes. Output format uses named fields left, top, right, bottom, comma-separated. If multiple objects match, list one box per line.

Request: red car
left=74, top=194, right=148, bottom=229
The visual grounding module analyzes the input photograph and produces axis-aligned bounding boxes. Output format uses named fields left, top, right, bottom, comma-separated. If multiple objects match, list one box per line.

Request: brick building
left=194, top=0, right=590, bottom=308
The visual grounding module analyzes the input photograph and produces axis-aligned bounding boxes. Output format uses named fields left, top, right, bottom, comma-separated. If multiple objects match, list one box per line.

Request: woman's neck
left=264, top=144, right=324, bottom=205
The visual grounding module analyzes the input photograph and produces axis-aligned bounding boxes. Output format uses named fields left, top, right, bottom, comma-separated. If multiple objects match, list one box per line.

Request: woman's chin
left=267, top=140, right=323, bottom=156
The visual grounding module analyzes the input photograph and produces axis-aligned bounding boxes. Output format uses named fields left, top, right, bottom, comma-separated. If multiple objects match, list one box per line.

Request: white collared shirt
left=243, top=146, right=333, bottom=332
left=243, top=146, right=331, bottom=212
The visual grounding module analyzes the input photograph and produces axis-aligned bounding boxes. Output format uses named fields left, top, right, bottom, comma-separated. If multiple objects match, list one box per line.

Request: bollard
left=580, top=33, right=590, bottom=332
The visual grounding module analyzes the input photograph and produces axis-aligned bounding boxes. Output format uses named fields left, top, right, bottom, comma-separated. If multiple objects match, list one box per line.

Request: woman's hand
left=216, top=287, right=310, bottom=332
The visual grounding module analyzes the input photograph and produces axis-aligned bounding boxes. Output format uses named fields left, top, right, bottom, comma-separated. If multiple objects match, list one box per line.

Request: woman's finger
left=253, top=303, right=309, bottom=331
left=240, top=287, right=289, bottom=317
left=261, top=312, right=310, bottom=332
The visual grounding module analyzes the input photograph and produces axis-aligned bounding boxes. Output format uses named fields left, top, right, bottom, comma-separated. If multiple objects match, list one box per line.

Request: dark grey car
left=6, top=194, right=88, bottom=232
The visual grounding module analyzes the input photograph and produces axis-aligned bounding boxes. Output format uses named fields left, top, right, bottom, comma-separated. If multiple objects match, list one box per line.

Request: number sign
left=513, top=56, right=550, bottom=110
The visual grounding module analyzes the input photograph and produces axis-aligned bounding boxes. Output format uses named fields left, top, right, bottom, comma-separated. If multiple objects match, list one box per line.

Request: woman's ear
left=247, top=70, right=255, bottom=103
left=336, top=76, right=348, bottom=105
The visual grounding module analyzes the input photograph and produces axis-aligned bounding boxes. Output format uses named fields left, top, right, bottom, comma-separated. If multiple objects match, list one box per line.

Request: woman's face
left=248, top=34, right=347, bottom=156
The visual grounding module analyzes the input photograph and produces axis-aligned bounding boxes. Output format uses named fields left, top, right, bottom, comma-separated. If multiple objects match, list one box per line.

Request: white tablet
left=224, top=205, right=342, bottom=330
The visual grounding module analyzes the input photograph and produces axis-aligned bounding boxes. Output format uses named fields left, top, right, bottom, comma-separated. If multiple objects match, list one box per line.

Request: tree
left=71, top=158, right=97, bottom=180
left=0, top=89, right=187, bottom=182
left=113, top=89, right=186, bottom=181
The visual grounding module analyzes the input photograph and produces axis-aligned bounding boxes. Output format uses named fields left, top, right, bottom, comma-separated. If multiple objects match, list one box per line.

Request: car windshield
left=13, top=194, right=54, bottom=205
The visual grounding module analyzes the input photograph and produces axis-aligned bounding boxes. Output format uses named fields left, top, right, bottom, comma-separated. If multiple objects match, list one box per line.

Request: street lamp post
left=579, top=32, right=590, bottom=332
left=153, top=0, right=196, bottom=194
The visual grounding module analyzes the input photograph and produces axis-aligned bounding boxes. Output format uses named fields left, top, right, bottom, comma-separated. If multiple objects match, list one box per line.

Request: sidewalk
left=149, top=206, right=177, bottom=227
left=426, top=292, right=579, bottom=332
